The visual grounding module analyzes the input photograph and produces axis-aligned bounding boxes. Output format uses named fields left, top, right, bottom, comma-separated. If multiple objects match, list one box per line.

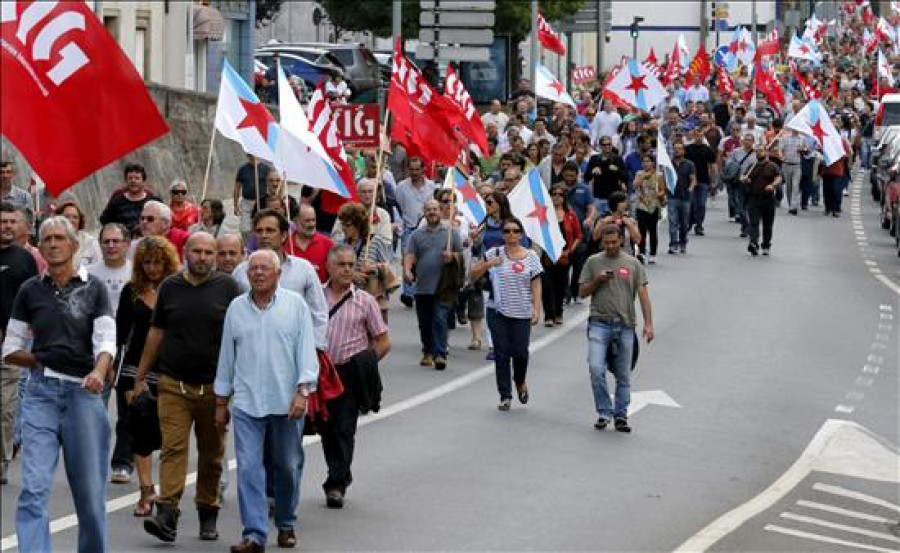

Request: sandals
left=467, top=338, right=482, bottom=351
left=133, top=485, right=156, bottom=517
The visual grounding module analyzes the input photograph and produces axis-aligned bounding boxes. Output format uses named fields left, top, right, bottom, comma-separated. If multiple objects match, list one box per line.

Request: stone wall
left=1, top=83, right=263, bottom=229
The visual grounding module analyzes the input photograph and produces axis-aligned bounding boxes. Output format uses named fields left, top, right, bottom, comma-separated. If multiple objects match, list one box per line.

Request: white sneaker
left=647, top=255, right=656, bottom=264
left=110, top=467, right=131, bottom=484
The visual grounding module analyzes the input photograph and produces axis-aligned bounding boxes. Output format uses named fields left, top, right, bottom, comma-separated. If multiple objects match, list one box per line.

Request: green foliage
left=320, top=0, right=584, bottom=40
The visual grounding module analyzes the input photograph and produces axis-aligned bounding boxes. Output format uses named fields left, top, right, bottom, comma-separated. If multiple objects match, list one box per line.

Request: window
left=103, top=15, right=120, bottom=42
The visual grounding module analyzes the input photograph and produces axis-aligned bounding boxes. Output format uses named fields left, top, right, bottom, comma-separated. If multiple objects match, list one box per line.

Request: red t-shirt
left=166, top=228, right=190, bottom=260
left=288, top=231, right=334, bottom=282
left=170, top=202, right=199, bottom=231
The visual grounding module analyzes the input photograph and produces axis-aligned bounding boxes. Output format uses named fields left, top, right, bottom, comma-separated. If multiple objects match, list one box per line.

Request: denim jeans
left=13, top=366, right=28, bottom=448
left=487, top=310, right=532, bottom=400
left=414, top=294, right=450, bottom=357
left=232, top=408, right=304, bottom=545
left=733, top=184, right=749, bottom=232
left=667, top=198, right=691, bottom=249
left=18, top=373, right=110, bottom=553
left=587, top=319, right=635, bottom=419
left=861, top=137, right=872, bottom=169
left=690, top=183, right=708, bottom=231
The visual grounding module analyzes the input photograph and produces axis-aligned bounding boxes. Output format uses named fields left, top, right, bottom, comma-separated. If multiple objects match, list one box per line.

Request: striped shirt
left=324, top=285, right=387, bottom=366
left=780, top=134, right=806, bottom=164
left=484, top=246, right=543, bottom=319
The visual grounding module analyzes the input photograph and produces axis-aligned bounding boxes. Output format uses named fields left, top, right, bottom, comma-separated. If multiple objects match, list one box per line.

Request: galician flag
left=508, top=168, right=566, bottom=262
left=787, top=35, right=822, bottom=65
left=879, top=49, right=892, bottom=82
left=275, top=64, right=351, bottom=197
left=444, top=167, right=486, bottom=226
left=535, top=63, right=575, bottom=106
left=604, top=59, right=668, bottom=112
left=785, top=100, right=845, bottom=166
left=214, top=60, right=278, bottom=162
left=656, top=129, right=677, bottom=195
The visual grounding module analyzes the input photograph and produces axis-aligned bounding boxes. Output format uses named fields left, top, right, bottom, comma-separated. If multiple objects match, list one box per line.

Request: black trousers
left=111, top=384, right=133, bottom=471
left=635, top=209, right=660, bottom=256
left=747, top=194, right=776, bottom=249
left=319, top=392, right=359, bottom=493
left=541, top=263, right=569, bottom=321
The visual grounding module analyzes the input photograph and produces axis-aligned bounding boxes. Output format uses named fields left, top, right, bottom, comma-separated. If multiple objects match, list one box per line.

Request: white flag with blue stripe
left=507, top=168, right=566, bottom=262
left=443, top=167, right=486, bottom=227
left=604, top=59, right=668, bottom=113
left=656, top=129, right=677, bottom=195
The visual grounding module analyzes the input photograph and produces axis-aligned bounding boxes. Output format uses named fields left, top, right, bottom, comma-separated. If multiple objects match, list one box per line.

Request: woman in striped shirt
left=470, top=217, right=542, bottom=411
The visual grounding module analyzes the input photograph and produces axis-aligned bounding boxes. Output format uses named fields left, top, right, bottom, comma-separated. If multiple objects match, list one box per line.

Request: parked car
left=869, top=125, right=900, bottom=256
left=255, top=47, right=344, bottom=91
left=293, top=42, right=381, bottom=103
left=874, top=93, right=900, bottom=144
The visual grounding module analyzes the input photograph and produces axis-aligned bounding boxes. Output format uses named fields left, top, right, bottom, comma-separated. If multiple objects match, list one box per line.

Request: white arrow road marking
left=628, top=389, right=681, bottom=416
left=673, top=419, right=900, bottom=552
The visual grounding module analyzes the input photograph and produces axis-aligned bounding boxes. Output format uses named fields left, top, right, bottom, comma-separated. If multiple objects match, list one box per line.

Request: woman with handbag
left=541, top=184, right=582, bottom=326
left=115, top=236, right=180, bottom=516
left=633, top=154, right=667, bottom=264
left=334, top=203, right=396, bottom=322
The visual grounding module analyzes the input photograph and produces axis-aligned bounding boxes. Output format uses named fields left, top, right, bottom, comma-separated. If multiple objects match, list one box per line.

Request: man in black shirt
left=741, top=146, right=782, bottom=256
left=0, top=202, right=38, bottom=485
left=667, top=142, right=696, bottom=254
left=98, top=163, right=161, bottom=234
left=3, top=216, right=116, bottom=553
left=134, top=232, right=241, bottom=543
left=684, top=128, right=717, bottom=235
left=585, top=137, right=627, bottom=214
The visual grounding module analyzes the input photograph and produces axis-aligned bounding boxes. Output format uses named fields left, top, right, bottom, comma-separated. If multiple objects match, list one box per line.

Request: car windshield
left=883, top=104, right=900, bottom=127
left=331, top=50, right=354, bottom=66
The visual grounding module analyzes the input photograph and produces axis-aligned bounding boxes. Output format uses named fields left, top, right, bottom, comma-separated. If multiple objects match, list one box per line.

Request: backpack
left=722, top=150, right=753, bottom=184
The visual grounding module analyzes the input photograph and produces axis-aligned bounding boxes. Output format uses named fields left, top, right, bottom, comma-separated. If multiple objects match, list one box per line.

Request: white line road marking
left=875, top=275, right=900, bottom=296
left=868, top=354, right=885, bottom=364
left=796, top=500, right=896, bottom=524
left=779, top=512, right=900, bottom=543
left=863, top=365, right=882, bottom=374
left=673, top=420, right=900, bottom=552
left=2, top=310, right=624, bottom=550
left=764, top=524, right=900, bottom=553
left=855, top=377, right=875, bottom=387
left=835, top=404, right=856, bottom=414
left=878, top=324, right=893, bottom=331
left=866, top=260, right=879, bottom=266
left=881, top=313, right=895, bottom=321
left=876, top=333, right=891, bottom=341
left=881, top=305, right=895, bottom=312
left=813, top=483, right=900, bottom=514
left=845, top=390, right=865, bottom=402
left=871, top=342, right=888, bottom=350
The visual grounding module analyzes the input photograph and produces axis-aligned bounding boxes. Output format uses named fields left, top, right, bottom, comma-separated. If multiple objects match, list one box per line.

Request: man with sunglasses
left=585, top=137, right=627, bottom=216
left=135, top=201, right=189, bottom=260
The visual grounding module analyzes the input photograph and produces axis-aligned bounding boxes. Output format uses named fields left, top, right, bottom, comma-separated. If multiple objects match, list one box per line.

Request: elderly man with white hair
left=2, top=215, right=116, bottom=553
left=215, top=249, right=318, bottom=552
left=134, top=200, right=189, bottom=259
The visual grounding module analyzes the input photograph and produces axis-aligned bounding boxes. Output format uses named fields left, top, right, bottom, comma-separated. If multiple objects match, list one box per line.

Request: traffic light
left=630, top=22, right=639, bottom=38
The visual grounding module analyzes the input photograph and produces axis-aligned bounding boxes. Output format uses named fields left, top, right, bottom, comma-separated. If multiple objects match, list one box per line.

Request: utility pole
left=751, top=0, right=758, bottom=44
left=699, top=0, right=708, bottom=50
left=597, top=0, right=604, bottom=76
left=392, top=0, right=401, bottom=38
left=530, top=0, right=538, bottom=86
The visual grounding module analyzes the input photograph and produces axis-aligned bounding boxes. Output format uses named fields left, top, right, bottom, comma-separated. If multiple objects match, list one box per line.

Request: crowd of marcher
left=0, top=19, right=884, bottom=552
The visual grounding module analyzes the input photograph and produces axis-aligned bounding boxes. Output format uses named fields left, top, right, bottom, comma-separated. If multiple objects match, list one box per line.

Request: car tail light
left=877, top=103, right=885, bottom=127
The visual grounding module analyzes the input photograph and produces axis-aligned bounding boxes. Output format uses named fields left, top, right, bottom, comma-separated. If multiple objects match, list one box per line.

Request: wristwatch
left=297, top=384, right=310, bottom=398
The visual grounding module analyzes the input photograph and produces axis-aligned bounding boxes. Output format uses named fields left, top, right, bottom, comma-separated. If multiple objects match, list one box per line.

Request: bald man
left=216, top=234, right=244, bottom=275
left=289, top=205, right=333, bottom=283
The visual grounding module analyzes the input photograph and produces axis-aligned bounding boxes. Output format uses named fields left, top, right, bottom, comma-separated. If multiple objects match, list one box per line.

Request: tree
left=256, top=0, right=285, bottom=28
left=320, top=0, right=583, bottom=42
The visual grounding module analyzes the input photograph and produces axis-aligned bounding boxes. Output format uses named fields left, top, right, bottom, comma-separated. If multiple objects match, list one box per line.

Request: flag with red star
left=443, top=166, right=486, bottom=226
left=214, top=59, right=278, bottom=162
left=535, top=63, right=575, bottom=106
left=788, top=35, right=822, bottom=65
left=507, top=168, right=566, bottom=262
left=785, top=99, right=844, bottom=166
left=604, top=59, right=668, bottom=112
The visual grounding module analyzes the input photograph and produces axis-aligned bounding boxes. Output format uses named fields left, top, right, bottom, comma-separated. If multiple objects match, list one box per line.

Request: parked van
left=874, top=93, right=900, bottom=143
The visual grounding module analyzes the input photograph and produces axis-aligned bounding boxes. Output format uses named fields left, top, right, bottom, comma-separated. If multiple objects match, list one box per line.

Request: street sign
left=415, top=44, right=491, bottom=62
left=420, top=0, right=495, bottom=10
left=558, top=6, right=599, bottom=33
left=333, top=104, right=380, bottom=148
left=419, top=11, right=495, bottom=27
left=714, top=45, right=730, bottom=67
left=571, top=65, right=597, bottom=84
left=419, top=28, right=494, bottom=45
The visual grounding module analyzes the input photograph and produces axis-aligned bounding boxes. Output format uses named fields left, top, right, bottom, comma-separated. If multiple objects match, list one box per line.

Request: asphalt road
left=2, top=171, right=898, bottom=552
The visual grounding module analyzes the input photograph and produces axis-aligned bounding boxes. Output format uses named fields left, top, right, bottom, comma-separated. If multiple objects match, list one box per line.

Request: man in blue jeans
left=2, top=216, right=116, bottom=553
left=579, top=224, right=654, bottom=433
left=214, top=250, right=318, bottom=552
left=667, top=141, right=696, bottom=254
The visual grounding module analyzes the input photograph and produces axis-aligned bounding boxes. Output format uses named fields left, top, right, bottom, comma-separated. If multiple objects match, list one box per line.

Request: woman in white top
left=470, top=216, right=542, bottom=411
left=57, top=201, right=101, bottom=269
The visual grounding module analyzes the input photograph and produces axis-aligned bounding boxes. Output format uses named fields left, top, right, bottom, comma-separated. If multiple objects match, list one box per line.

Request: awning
left=193, top=5, right=225, bottom=42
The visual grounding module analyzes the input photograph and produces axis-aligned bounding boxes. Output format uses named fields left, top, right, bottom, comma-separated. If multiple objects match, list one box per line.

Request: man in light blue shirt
left=214, top=249, right=318, bottom=552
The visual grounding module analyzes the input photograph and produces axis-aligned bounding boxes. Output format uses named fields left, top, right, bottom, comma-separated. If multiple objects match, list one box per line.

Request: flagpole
left=364, top=110, right=391, bottom=262
left=201, top=127, right=217, bottom=201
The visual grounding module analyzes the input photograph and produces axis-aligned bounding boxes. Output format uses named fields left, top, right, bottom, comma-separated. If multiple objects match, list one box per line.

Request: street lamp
left=630, top=16, right=644, bottom=59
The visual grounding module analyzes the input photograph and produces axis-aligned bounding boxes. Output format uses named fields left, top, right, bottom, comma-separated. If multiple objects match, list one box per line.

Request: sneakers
left=277, top=528, right=297, bottom=548
left=433, top=355, right=447, bottom=371
left=694, top=228, right=705, bottom=236
left=788, top=209, right=798, bottom=215
left=647, top=255, right=656, bottom=264
left=594, top=417, right=610, bottom=430
left=516, top=383, right=529, bottom=404
left=667, top=248, right=677, bottom=255
left=111, top=467, right=132, bottom=484
left=497, top=398, right=511, bottom=411
left=679, top=245, right=686, bottom=254
left=420, top=353, right=434, bottom=367
left=747, top=242, right=759, bottom=256
left=325, top=489, right=344, bottom=509
left=762, top=248, right=770, bottom=256
left=614, top=418, right=632, bottom=433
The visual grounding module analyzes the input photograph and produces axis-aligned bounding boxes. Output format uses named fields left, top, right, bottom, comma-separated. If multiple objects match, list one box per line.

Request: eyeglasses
left=140, top=216, right=156, bottom=222
left=484, top=199, right=495, bottom=205
left=601, top=143, right=612, bottom=147
left=171, top=190, right=187, bottom=195
left=502, top=228, right=522, bottom=235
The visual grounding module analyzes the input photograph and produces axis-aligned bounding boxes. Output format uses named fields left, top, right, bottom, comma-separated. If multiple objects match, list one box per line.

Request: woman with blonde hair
left=114, top=236, right=180, bottom=516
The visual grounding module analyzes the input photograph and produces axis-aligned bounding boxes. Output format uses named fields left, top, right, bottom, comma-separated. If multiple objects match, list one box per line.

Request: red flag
left=537, top=13, right=566, bottom=55
left=662, top=42, right=684, bottom=86
left=685, top=46, right=711, bottom=86
left=863, top=6, right=875, bottom=28
left=307, top=82, right=358, bottom=214
left=388, top=39, right=463, bottom=166
left=754, top=61, right=786, bottom=114
left=717, top=69, right=735, bottom=96
left=789, top=61, right=820, bottom=100
left=443, top=64, right=489, bottom=156
left=645, top=47, right=659, bottom=66
left=755, top=29, right=781, bottom=60
left=1, top=1, right=169, bottom=196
